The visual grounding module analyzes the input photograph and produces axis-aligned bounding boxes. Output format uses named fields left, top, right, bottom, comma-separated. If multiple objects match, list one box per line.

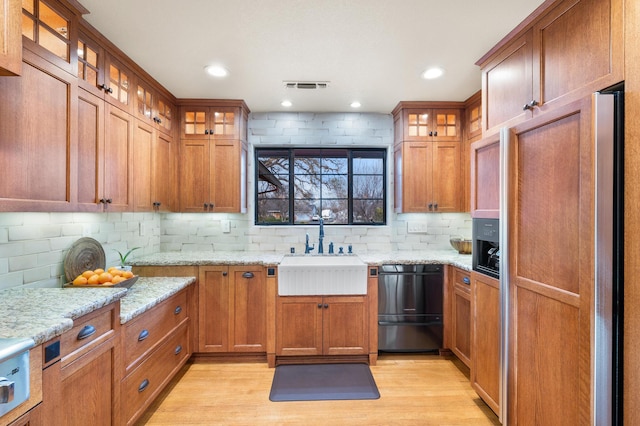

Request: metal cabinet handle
left=0, top=377, right=14, bottom=404
left=522, top=99, right=539, bottom=110
left=77, top=325, right=96, bottom=340
left=433, top=131, right=438, bottom=136
left=138, top=379, right=149, bottom=393
left=138, top=329, right=149, bottom=341
left=175, top=345, right=182, bottom=355
left=433, top=203, right=438, bottom=210
left=242, top=272, right=254, bottom=279
left=318, top=303, right=323, bottom=308
left=222, top=271, right=228, bottom=276
left=463, top=276, right=471, bottom=285
left=428, top=203, right=433, bottom=210
left=324, top=304, right=329, bottom=309
left=174, top=306, right=182, bottom=315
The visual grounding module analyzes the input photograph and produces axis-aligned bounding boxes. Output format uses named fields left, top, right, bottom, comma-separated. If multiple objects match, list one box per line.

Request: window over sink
left=255, top=148, right=386, bottom=225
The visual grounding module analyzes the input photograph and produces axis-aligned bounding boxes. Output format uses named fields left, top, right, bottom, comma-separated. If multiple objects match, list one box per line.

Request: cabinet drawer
left=61, top=304, right=117, bottom=362
left=122, top=323, right=190, bottom=425
left=123, top=290, right=188, bottom=370
left=453, top=268, right=471, bottom=294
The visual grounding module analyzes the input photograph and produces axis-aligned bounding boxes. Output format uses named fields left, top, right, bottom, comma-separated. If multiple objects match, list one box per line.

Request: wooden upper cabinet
left=470, top=135, right=500, bottom=219
left=76, top=29, right=136, bottom=114
left=392, top=101, right=464, bottom=213
left=180, top=101, right=249, bottom=141
left=179, top=100, right=249, bottom=213
left=0, top=0, right=22, bottom=75
left=21, top=0, right=82, bottom=74
left=394, top=106, right=462, bottom=142
left=465, top=90, right=482, bottom=141
left=0, top=50, right=77, bottom=211
left=135, top=78, right=176, bottom=134
left=479, top=0, right=623, bottom=136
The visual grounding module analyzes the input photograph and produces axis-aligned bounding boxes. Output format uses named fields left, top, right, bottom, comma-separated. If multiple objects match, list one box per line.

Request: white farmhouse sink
left=278, top=255, right=368, bottom=296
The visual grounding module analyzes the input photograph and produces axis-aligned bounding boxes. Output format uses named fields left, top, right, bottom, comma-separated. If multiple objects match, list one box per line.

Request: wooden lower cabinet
left=470, top=271, right=500, bottom=416
left=121, top=322, right=189, bottom=425
left=40, top=303, right=121, bottom=425
left=198, top=265, right=267, bottom=353
left=276, top=295, right=368, bottom=357
left=451, top=268, right=471, bottom=367
left=120, top=289, right=191, bottom=425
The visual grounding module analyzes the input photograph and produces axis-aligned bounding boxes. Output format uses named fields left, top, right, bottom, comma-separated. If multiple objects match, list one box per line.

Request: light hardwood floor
left=137, top=354, right=500, bottom=425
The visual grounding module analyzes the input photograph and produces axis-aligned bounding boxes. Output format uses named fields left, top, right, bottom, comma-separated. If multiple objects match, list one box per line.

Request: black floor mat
left=269, top=363, right=380, bottom=402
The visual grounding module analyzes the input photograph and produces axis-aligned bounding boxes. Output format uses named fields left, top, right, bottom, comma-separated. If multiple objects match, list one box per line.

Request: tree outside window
left=256, top=148, right=386, bottom=225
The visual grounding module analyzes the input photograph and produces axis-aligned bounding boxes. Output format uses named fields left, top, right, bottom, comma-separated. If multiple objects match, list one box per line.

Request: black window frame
left=255, top=148, right=387, bottom=226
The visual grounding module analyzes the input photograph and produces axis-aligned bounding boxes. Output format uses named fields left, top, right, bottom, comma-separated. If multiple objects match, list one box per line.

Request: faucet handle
left=328, top=242, right=334, bottom=254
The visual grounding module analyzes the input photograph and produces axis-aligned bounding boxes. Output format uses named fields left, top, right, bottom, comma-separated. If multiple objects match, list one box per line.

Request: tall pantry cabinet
left=475, top=0, right=623, bottom=423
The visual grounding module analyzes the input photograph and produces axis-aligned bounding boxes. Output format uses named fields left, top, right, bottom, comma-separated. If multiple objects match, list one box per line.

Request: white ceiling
left=77, top=0, right=544, bottom=113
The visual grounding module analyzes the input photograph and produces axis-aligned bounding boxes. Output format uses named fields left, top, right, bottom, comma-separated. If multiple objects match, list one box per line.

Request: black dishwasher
left=378, top=264, right=443, bottom=352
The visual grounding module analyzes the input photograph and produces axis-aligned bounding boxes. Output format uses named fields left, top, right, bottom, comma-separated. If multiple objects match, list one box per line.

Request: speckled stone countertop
left=131, top=250, right=472, bottom=271
left=0, top=287, right=127, bottom=345
left=0, top=277, right=196, bottom=345
left=120, top=277, right=195, bottom=324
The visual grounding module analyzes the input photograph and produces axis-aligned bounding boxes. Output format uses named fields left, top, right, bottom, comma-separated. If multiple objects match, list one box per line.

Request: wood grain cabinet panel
left=198, top=265, right=267, bottom=353
left=450, top=268, right=471, bottom=368
left=276, top=295, right=368, bottom=357
left=0, top=0, right=22, bottom=76
left=470, top=271, right=500, bottom=415
left=392, top=102, right=464, bottom=213
left=470, top=135, right=500, bottom=218
left=178, top=101, right=249, bottom=213
left=479, top=0, right=623, bottom=136
left=0, top=51, right=76, bottom=211
left=505, top=97, right=593, bottom=424
left=40, top=303, right=121, bottom=425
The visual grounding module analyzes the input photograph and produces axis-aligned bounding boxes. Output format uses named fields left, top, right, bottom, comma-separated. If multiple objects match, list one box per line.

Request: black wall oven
left=472, top=218, right=499, bottom=279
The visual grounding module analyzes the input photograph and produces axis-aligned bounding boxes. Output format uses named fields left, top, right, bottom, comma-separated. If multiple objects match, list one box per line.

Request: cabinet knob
left=222, top=271, right=228, bottom=276
left=205, top=129, right=209, bottom=135
left=433, top=203, right=438, bottom=210
left=174, top=345, right=182, bottom=355
left=522, top=100, right=539, bottom=110
left=77, top=325, right=96, bottom=340
left=174, top=306, right=182, bottom=315
left=138, top=329, right=149, bottom=341
left=433, top=131, right=438, bottom=137
left=324, top=304, right=329, bottom=309
left=138, top=379, right=150, bottom=393
left=106, top=198, right=112, bottom=204
left=429, top=131, right=433, bottom=137
left=318, top=303, right=323, bottom=309
left=428, top=203, right=433, bottom=211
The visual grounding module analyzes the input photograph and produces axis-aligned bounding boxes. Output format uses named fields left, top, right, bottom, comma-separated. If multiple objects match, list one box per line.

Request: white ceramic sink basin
left=278, top=255, right=368, bottom=296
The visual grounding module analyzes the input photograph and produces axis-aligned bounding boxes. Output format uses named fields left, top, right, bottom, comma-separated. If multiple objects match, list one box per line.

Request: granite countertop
left=120, top=277, right=196, bottom=324
left=132, top=250, right=472, bottom=271
left=0, top=277, right=196, bottom=345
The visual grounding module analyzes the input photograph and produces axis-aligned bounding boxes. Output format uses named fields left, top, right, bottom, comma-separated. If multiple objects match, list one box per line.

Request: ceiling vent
left=284, top=81, right=330, bottom=90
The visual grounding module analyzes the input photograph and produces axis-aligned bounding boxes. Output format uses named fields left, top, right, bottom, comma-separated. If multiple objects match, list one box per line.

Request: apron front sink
left=278, top=255, right=368, bottom=296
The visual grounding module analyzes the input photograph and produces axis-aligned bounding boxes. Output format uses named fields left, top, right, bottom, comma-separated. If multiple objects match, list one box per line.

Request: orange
left=98, top=272, right=113, bottom=284
left=82, top=270, right=94, bottom=279
left=73, top=276, right=88, bottom=285
left=93, top=268, right=105, bottom=275
left=87, top=274, right=100, bottom=285
left=112, top=275, right=125, bottom=284
left=111, top=269, right=123, bottom=277
left=107, top=266, right=118, bottom=273
left=122, top=270, right=134, bottom=279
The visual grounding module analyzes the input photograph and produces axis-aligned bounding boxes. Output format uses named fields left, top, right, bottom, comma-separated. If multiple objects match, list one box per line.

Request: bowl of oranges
left=66, top=267, right=138, bottom=288
left=63, top=237, right=138, bottom=288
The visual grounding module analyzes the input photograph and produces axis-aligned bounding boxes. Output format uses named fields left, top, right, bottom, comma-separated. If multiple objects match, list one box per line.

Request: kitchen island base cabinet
left=276, top=295, right=368, bottom=360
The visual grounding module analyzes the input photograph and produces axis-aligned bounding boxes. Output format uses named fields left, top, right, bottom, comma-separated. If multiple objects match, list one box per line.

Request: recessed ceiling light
left=281, top=100, right=292, bottom=107
left=204, top=65, right=228, bottom=77
left=422, top=67, right=444, bottom=80
left=350, top=101, right=361, bottom=108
